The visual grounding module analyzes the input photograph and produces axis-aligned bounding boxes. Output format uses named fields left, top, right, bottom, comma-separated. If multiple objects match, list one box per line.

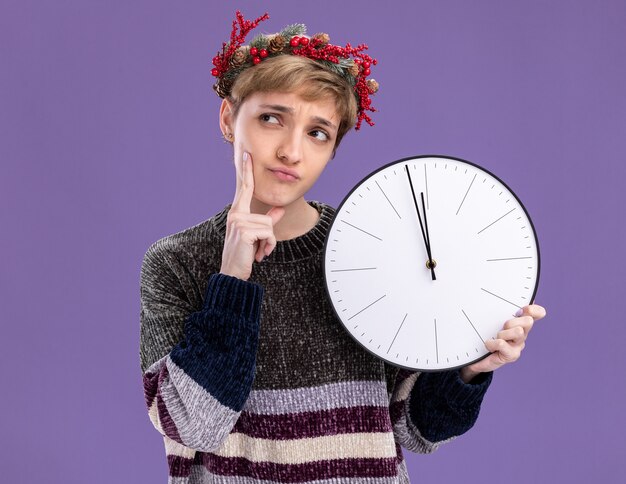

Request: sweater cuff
left=203, top=273, right=264, bottom=322
left=417, top=369, right=493, bottom=409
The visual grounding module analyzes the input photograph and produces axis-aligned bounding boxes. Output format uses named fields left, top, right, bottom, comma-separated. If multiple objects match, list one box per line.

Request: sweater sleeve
left=139, top=244, right=263, bottom=453
left=388, top=366, right=492, bottom=453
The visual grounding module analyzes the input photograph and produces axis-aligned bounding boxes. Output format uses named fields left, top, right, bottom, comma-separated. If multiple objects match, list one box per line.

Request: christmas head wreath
left=211, top=11, right=379, bottom=130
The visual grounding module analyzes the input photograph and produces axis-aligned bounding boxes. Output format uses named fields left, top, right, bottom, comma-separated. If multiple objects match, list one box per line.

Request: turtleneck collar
left=213, top=200, right=335, bottom=263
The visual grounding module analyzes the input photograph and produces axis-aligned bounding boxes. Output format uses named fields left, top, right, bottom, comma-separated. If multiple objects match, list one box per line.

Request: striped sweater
left=139, top=201, right=492, bottom=483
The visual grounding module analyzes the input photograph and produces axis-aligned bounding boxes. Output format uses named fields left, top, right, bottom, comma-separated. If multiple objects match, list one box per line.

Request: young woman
left=139, top=11, right=547, bottom=484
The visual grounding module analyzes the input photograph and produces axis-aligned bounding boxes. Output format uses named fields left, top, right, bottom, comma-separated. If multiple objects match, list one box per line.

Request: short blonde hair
left=228, top=55, right=358, bottom=157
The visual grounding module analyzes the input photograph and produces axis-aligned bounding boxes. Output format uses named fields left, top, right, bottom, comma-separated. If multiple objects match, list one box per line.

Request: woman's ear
left=219, top=98, right=235, bottom=138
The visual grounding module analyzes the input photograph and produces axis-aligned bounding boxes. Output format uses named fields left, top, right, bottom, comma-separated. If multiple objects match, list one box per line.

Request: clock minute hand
left=404, top=165, right=437, bottom=280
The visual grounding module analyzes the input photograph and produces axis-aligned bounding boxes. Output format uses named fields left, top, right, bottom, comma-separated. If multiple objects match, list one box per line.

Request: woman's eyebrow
left=258, top=103, right=337, bottom=131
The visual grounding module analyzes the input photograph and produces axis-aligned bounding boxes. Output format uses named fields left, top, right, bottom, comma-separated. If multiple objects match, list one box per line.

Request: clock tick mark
left=375, top=180, right=402, bottom=219
left=478, top=208, right=516, bottom=234
left=330, top=267, right=377, bottom=272
left=481, top=288, right=522, bottom=309
left=462, top=309, right=485, bottom=344
left=341, top=219, right=383, bottom=241
left=456, top=173, right=477, bottom=216
left=387, top=312, right=408, bottom=354
left=348, top=294, right=386, bottom=320
left=434, top=318, right=439, bottom=363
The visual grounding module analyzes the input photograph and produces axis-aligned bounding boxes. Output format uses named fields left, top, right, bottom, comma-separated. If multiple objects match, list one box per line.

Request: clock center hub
left=426, top=259, right=437, bottom=269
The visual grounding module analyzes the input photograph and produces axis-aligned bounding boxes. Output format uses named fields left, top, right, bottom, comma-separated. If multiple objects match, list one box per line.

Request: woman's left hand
left=459, top=304, right=547, bottom=383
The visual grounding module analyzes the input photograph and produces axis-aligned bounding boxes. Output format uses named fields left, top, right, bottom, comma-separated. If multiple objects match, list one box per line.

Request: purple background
left=1, top=1, right=624, bottom=482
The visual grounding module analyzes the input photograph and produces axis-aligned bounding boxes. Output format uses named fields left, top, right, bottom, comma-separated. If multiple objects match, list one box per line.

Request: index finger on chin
left=232, top=151, right=254, bottom=213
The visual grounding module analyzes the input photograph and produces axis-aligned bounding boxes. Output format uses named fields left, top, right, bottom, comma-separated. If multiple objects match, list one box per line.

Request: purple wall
left=2, top=1, right=624, bottom=482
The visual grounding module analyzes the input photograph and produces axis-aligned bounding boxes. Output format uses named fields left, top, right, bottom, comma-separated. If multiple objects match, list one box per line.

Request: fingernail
left=515, top=308, right=523, bottom=317
left=243, top=151, right=248, bottom=162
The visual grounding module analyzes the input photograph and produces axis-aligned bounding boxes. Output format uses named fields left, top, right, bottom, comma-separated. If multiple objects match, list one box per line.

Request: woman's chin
left=252, top=189, right=302, bottom=209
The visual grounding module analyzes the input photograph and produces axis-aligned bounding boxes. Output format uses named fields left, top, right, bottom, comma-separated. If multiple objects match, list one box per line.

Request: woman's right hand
left=220, top=151, right=285, bottom=280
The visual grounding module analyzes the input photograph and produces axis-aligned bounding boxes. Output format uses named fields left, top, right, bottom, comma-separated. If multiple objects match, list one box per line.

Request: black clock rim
left=321, top=153, right=541, bottom=373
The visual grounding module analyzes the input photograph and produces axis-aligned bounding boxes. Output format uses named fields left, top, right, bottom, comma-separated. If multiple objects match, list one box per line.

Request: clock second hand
left=404, top=165, right=437, bottom=280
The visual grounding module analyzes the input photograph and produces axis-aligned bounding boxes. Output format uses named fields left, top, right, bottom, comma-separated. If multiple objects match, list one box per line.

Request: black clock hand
left=420, top=191, right=436, bottom=280
left=404, top=165, right=437, bottom=280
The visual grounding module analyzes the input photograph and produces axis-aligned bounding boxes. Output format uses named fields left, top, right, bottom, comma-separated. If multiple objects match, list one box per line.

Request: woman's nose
left=276, top=130, right=303, bottom=164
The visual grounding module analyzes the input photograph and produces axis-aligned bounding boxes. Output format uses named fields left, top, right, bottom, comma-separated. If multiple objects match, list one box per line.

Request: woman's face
left=221, top=90, right=340, bottom=209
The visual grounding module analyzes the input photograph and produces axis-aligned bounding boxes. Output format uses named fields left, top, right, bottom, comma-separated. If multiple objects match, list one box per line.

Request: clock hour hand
left=404, top=165, right=437, bottom=280
left=420, top=191, right=436, bottom=280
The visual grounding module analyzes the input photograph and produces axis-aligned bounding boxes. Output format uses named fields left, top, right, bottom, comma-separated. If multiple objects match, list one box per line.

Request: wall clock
left=323, top=155, right=540, bottom=371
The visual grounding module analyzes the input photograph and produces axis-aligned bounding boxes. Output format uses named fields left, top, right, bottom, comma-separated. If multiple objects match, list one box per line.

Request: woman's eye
left=310, top=129, right=329, bottom=142
left=260, top=113, right=279, bottom=124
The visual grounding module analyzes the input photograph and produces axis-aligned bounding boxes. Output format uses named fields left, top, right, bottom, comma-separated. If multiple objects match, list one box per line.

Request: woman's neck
left=250, top=197, right=320, bottom=241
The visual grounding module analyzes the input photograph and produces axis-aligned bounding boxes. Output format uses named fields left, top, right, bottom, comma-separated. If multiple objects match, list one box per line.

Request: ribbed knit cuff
left=407, top=369, right=493, bottom=442
left=168, top=273, right=265, bottom=411
left=203, top=273, right=264, bottom=323
left=417, top=370, right=493, bottom=409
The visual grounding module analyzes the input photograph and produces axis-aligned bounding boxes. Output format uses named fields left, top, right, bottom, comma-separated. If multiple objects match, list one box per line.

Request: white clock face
left=323, top=155, right=540, bottom=371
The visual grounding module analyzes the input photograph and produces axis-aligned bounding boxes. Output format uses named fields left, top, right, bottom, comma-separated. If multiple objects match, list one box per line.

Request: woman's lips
left=268, top=168, right=299, bottom=182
